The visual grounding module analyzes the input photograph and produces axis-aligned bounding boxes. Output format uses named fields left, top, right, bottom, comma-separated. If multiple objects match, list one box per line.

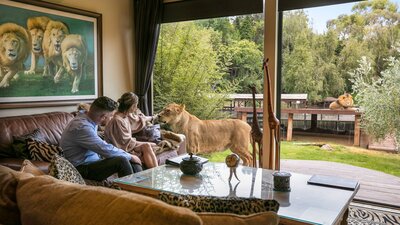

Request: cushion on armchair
left=20, top=160, right=46, bottom=176
left=27, top=139, right=63, bottom=162
left=48, top=154, right=86, bottom=185
left=12, top=128, right=46, bottom=159
left=158, top=192, right=280, bottom=215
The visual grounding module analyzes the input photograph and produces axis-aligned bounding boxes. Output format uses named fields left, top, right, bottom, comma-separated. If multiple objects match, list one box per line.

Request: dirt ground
left=286, top=132, right=356, bottom=146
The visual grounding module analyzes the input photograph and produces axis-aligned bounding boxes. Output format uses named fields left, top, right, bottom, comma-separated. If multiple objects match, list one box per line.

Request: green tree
left=313, top=30, right=345, bottom=97
left=195, top=18, right=239, bottom=45
left=350, top=51, right=400, bottom=148
left=329, top=0, right=400, bottom=79
left=221, top=40, right=263, bottom=93
left=282, top=10, right=325, bottom=102
left=154, top=22, right=235, bottom=119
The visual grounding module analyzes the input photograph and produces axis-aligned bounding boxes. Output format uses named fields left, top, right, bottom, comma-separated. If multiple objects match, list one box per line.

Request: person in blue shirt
left=60, top=96, right=142, bottom=181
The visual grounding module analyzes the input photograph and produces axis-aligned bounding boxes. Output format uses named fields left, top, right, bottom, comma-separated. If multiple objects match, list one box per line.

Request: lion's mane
left=42, top=20, right=69, bottom=58
left=27, top=16, right=50, bottom=31
left=61, top=34, right=87, bottom=74
left=0, top=23, right=30, bottom=67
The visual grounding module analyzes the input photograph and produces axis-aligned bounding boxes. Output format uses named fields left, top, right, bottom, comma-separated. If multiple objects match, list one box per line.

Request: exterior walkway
left=280, top=159, right=400, bottom=208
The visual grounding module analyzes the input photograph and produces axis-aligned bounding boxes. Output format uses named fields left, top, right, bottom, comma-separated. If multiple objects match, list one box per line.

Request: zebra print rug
left=348, top=202, right=400, bottom=225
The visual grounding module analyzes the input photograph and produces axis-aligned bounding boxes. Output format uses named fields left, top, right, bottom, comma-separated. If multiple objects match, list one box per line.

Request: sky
left=305, top=0, right=400, bottom=34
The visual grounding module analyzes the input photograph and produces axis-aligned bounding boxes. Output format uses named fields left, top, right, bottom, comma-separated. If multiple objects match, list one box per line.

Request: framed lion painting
left=0, top=0, right=102, bottom=109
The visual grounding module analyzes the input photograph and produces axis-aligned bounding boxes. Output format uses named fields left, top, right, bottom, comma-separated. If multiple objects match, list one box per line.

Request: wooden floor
left=281, top=159, right=400, bottom=208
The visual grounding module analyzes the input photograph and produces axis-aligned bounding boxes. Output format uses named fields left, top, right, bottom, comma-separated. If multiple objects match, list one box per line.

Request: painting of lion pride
left=0, top=1, right=98, bottom=105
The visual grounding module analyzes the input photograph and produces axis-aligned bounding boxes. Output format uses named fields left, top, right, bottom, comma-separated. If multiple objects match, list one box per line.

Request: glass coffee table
left=114, top=162, right=359, bottom=225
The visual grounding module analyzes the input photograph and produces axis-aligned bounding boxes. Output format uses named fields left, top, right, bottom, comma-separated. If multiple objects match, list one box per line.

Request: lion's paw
left=71, top=88, right=79, bottom=93
left=24, top=70, right=35, bottom=75
left=0, top=80, right=10, bottom=88
left=54, top=75, right=61, bottom=83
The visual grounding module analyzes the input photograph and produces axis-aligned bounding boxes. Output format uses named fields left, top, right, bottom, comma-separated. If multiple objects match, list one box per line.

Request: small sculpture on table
left=225, top=153, right=240, bottom=182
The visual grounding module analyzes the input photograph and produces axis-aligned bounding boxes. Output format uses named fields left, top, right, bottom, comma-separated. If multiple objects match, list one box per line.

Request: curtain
left=134, top=0, right=163, bottom=116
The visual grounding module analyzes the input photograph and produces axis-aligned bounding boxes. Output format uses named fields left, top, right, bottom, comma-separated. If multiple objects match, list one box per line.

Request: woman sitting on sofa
left=104, top=92, right=158, bottom=169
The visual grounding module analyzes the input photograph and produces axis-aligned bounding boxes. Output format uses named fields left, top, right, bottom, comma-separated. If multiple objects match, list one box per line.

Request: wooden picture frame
left=0, top=0, right=102, bottom=109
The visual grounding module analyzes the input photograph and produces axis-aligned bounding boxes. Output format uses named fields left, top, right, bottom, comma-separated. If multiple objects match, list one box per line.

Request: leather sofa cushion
left=0, top=112, right=74, bottom=154
left=16, top=175, right=202, bottom=225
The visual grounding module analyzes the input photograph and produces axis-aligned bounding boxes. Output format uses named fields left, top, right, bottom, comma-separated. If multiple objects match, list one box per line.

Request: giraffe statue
left=263, top=58, right=281, bottom=170
left=250, top=86, right=263, bottom=168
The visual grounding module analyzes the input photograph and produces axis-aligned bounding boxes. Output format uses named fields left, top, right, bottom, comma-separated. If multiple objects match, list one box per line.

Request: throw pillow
left=12, top=128, right=46, bottom=159
left=133, top=124, right=162, bottom=144
left=48, top=154, right=86, bottom=185
left=20, top=160, right=46, bottom=176
left=159, top=192, right=280, bottom=215
left=27, top=139, right=63, bottom=162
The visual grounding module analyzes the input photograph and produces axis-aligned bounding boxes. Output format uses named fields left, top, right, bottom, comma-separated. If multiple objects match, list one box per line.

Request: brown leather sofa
left=0, top=111, right=182, bottom=173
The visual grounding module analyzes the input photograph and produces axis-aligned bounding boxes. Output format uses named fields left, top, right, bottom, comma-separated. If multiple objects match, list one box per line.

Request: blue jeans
left=76, top=156, right=143, bottom=181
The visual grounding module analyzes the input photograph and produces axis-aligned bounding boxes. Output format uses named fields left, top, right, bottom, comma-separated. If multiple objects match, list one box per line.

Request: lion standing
left=0, top=23, right=31, bottom=88
left=42, top=20, right=69, bottom=82
left=61, top=34, right=87, bottom=93
left=158, top=103, right=253, bottom=166
left=24, top=16, right=50, bottom=75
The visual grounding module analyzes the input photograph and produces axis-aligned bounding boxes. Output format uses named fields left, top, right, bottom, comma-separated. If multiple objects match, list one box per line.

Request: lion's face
left=64, top=47, right=82, bottom=71
left=338, top=94, right=354, bottom=107
left=0, top=32, right=22, bottom=62
left=158, top=103, right=185, bottom=124
left=49, top=28, right=66, bottom=54
left=29, top=28, right=44, bottom=53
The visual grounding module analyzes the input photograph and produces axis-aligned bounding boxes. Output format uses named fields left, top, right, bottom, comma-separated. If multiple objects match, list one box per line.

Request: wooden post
left=287, top=113, right=293, bottom=141
left=311, top=114, right=318, bottom=130
left=354, top=114, right=361, bottom=146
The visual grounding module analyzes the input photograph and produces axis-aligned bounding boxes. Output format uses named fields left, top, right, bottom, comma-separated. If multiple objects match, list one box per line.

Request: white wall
left=0, top=0, right=135, bottom=117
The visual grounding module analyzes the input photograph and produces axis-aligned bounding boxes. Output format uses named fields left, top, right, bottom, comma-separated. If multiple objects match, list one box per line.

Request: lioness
left=158, top=103, right=252, bottom=166
left=329, top=93, right=354, bottom=110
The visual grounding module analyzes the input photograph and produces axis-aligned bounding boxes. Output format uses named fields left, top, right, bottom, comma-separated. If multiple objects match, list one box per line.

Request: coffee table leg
left=340, top=208, right=349, bottom=225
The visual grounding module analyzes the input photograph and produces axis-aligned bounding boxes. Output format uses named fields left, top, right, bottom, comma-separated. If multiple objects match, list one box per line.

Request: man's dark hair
left=90, top=96, right=118, bottom=113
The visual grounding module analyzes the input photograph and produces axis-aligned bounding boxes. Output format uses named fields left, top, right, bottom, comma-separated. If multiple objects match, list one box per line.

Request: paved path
left=281, top=159, right=400, bottom=208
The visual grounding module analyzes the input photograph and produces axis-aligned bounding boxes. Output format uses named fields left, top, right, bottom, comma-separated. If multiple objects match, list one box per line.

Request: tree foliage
left=350, top=50, right=400, bottom=148
left=154, top=22, right=235, bottom=119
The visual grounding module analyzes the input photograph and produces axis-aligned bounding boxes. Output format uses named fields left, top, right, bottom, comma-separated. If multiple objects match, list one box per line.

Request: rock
left=320, top=144, right=333, bottom=151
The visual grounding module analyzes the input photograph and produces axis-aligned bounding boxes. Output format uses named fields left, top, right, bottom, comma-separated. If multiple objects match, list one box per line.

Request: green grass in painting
left=0, top=72, right=95, bottom=97
left=200, top=141, right=400, bottom=177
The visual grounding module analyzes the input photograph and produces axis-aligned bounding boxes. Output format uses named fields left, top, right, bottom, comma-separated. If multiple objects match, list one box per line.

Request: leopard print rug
left=348, top=202, right=400, bottom=225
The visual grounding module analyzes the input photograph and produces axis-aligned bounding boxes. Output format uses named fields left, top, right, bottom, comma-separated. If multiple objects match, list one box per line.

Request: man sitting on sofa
left=60, top=96, right=142, bottom=181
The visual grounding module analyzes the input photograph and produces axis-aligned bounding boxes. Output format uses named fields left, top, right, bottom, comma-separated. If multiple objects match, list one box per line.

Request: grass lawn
left=199, top=141, right=400, bottom=177
left=0, top=72, right=95, bottom=97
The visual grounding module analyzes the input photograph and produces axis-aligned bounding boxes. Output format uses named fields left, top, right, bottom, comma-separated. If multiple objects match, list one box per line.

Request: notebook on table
left=166, top=154, right=209, bottom=166
left=307, top=174, right=359, bottom=191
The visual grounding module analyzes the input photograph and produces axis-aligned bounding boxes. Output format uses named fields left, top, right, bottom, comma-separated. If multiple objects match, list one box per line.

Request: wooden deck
left=281, top=159, right=400, bottom=208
